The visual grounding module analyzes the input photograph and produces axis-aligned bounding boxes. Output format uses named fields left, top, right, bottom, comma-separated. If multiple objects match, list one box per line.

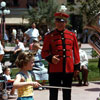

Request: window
left=70, top=14, right=83, bottom=33
left=67, top=0, right=75, bottom=4
left=76, top=0, right=81, bottom=2
left=13, top=0, right=19, bottom=7
left=27, top=0, right=36, bottom=7
left=86, top=0, right=89, bottom=2
left=6, top=0, right=11, bottom=7
left=27, top=0, right=48, bottom=8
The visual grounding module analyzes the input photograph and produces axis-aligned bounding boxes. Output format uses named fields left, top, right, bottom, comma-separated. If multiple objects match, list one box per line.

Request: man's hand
left=52, top=55, right=60, bottom=64
left=14, top=50, right=17, bottom=54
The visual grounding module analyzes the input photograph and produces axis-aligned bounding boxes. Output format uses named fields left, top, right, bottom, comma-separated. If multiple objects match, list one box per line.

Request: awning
left=0, top=17, right=29, bottom=25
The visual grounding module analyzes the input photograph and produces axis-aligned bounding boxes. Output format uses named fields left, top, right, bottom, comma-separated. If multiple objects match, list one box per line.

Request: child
left=29, top=40, right=48, bottom=90
left=79, top=41, right=89, bottom=86
left=13, top=51, right=41, bottom=100
left=76, top=41, right=89, bottom=86
left=3, top=66, right=15, bottom=95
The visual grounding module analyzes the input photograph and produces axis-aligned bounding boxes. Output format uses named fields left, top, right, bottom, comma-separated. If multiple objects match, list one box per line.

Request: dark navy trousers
left=49, top=73, right=73, bottom=100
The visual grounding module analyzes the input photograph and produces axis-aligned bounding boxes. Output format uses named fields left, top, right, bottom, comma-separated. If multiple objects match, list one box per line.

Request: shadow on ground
left=85, top=88, right=100, bottom=92
left=91, top=81, right=100, bottom=85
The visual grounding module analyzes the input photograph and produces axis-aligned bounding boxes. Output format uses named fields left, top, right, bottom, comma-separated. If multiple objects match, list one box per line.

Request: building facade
left=0, top=0, right=93, bottom=42
left=0, top=0, right=66, bottom=33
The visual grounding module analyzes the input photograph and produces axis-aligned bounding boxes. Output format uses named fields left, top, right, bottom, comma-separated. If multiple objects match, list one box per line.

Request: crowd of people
left=0, top=5, right=96, bottom=100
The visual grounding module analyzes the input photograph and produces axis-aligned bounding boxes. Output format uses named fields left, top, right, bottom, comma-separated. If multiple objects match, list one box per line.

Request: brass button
left=63, top=55, right=65, bottom=58
left=71, top=39, right=73, bottom=40
left=69, top=56, right=71, bottom=58
left=51, top=34, right=53, bottom=36
left=61, top=33, right=63, bottom=35
left=63, top=49, right=65, bottom=51
left=62, top=38, right=64, bottom=40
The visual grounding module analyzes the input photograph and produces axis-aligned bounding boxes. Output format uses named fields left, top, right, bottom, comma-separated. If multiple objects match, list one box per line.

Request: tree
left=79, top=0, right=100, bottom=26
left=26, top=0, right=59, bottom=34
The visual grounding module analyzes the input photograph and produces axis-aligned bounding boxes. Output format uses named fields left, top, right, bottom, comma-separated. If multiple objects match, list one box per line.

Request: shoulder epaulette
left=45, top=30, right=55, bottom=36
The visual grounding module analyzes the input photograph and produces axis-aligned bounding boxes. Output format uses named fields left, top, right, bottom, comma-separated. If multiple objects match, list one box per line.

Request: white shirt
left=25, top=28, right=39, bottom=38
left=14, top=42, right=25, bottom=51
left=0, top=41, right=4, bottom=74
left=12, top=29, right=17, bottom=38
left=79, top=49, right=88, bottom=66
left=3, top=74, right=11, bottom=80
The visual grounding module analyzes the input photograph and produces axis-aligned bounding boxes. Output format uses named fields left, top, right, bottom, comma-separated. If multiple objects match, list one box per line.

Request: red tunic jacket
left=41, top=29, right=80, bottom=73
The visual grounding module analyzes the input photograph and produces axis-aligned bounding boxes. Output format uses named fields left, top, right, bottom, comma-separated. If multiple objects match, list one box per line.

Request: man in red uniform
left=41, top=8, right=80, bottom=100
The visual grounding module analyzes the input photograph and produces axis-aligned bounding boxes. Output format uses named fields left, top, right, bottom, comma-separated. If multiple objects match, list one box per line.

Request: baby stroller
left=0, top=74, right=8, bottom=100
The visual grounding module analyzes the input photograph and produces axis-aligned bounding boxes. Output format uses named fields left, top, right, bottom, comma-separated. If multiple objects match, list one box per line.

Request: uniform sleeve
left=73, top=34, right=80, bottom=70
left=41, top=34, right=52, bottom=63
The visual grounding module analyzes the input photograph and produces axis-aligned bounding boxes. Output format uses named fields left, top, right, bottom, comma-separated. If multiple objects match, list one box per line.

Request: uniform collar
left=56, top=29, right=65, bottom=33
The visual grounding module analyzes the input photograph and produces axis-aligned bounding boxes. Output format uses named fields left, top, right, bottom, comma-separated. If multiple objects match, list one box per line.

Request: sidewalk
left=4, top=45, right=99, bottom=100
left=8, top=81, right=100, bottom=100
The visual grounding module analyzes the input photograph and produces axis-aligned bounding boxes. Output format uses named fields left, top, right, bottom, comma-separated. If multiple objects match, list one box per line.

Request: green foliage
left=92, top=50, right=98, bottom=57
left=69, top=6, right=75, bottom=11
left=89, top=58, right=99, bottom=62
left=88, top=58, right=100, bottom=81
left=11, top=68, right=19, bottom=79
left=27, top=0, right=59, bottom=29
left=80, top=0, right=100, bottom=25
left=11, top=58, right=100, bottom=81
left=26, top=0, right=72, bottom=33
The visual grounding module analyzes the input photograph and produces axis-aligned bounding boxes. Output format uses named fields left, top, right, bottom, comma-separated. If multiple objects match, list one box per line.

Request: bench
left=1, top=51, right=19, bottom=67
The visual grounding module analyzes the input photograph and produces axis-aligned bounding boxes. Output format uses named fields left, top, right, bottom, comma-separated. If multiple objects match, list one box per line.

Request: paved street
left=3, top=45, right=100, bottom=100
left=8, top=81, right=100, bottom=100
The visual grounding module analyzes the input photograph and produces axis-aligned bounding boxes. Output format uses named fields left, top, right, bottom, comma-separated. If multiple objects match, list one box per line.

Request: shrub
left=92, top=50, right=98, bottom=57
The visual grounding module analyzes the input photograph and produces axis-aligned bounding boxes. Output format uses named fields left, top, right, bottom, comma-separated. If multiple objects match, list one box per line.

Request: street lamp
left=0, top=1, right=10, bottom=40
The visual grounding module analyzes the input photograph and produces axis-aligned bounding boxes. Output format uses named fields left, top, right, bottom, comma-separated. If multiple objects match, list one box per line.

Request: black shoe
left=83, top=82, right=89, bottom=86
left=78, top=80, right=82, bottom=86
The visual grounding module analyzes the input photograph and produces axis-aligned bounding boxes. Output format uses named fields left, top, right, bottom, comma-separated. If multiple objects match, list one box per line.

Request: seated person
left=1, top=40, right=13, bottom=65
left=14, top=38, right=25, bottom=54
left=3, top=66, right=15, bottom=95
left=12, top=38, right=26, bottom=66
left=75, top=41, right=89, bottom=86
left=29, top=39, right=48, bottom=90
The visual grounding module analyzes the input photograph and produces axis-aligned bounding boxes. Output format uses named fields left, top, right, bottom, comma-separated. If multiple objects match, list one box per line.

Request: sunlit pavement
left=8, top=81, right=100, bottom=100
left=4, top=46, right=100, bottom=100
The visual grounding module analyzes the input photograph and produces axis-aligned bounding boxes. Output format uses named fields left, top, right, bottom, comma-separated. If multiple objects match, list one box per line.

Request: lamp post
left=0, top=1, right=10, bottom=40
